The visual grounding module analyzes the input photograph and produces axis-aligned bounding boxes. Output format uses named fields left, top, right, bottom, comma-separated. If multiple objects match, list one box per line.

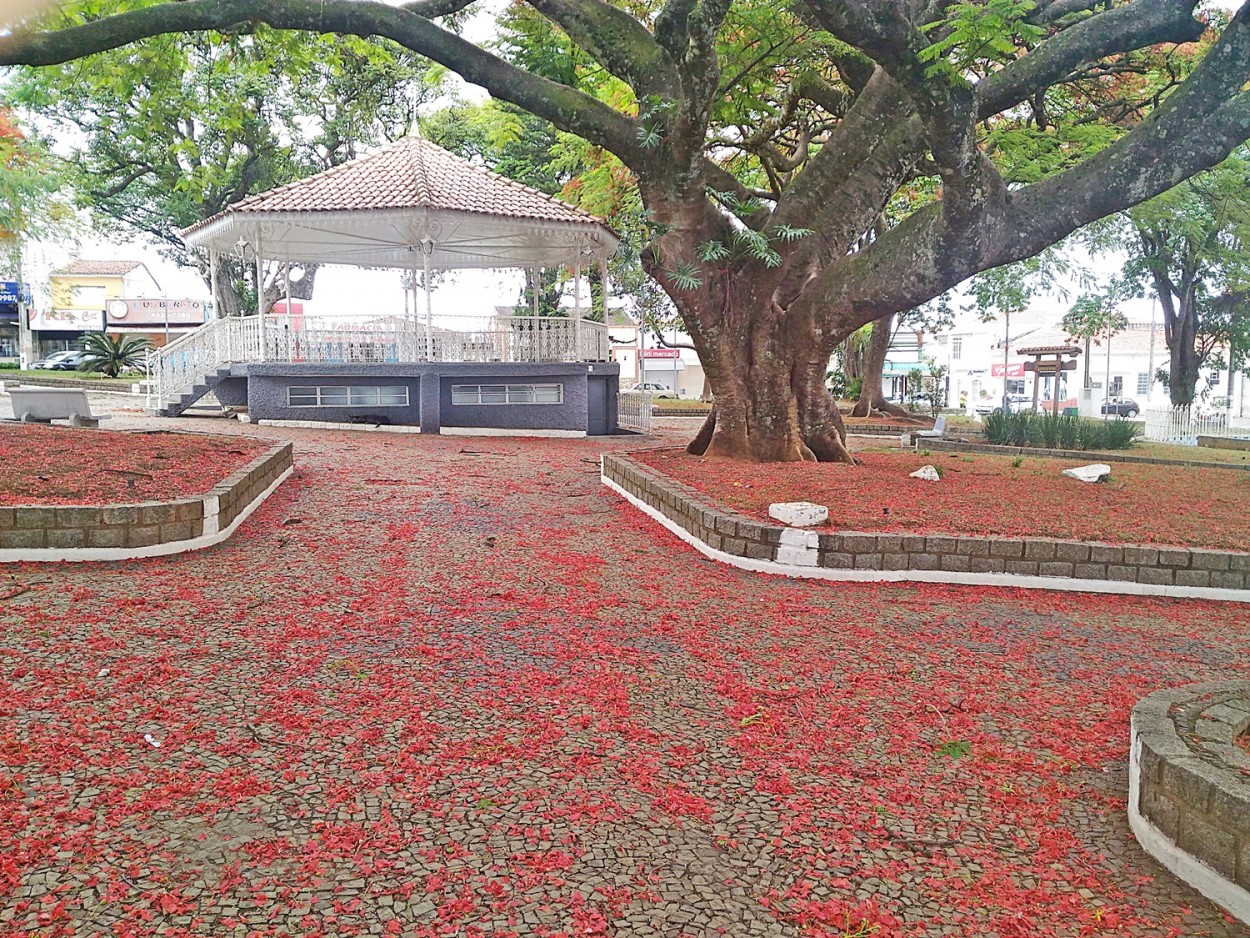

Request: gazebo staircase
left=147, top=316, right=257, bottom=417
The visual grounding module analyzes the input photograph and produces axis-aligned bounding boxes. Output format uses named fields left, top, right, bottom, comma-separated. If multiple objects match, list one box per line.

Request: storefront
left=29, top=307, right=104, bottom=358
left=0, top=281, right=30, bottom=362
left=104, top=297, right=209, bottom=347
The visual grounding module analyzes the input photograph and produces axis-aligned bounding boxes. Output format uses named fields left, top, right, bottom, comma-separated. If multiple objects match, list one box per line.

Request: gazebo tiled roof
left=177, top=136, right=618, bottom=271
left=183, top=136, right=603, bottom=235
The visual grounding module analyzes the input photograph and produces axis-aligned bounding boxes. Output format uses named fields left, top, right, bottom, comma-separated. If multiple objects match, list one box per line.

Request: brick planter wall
left=601, top=452, right=1250, bottom=602
left=0, top=442, right=292, bottom=561
left=1129, top=682, right=1250, bottom=924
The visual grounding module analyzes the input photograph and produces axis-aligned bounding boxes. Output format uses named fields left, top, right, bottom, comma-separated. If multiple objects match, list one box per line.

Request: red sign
left=990, top=363, right=1026, bottom=378
left=643, top=348, right=680, bottom=359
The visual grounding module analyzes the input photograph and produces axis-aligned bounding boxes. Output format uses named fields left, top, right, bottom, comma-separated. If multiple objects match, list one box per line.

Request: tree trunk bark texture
left=679, top=289, right=853, bottom=463
left=851, top=312, right=913, bottom=418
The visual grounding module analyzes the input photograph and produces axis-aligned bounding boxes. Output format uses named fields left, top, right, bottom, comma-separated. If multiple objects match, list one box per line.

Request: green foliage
left=983, top=412, right=1138, bottom=450
left=77, top=333, right=151, bottom=378
left=1062, top=294, right=1128, bottom=346
left=919, top=1, right=1044, bottom=85
left=934, top=740, right=972, bottom=759
left=6, top=23, right=438, bottom=270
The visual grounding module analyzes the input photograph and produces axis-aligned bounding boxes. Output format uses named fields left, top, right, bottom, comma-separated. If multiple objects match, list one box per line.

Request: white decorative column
left=573, top=261, right=583, bottom=361
left=254, top=232, right=266, bottom=361
left=422, top=239, right=435, bottom=361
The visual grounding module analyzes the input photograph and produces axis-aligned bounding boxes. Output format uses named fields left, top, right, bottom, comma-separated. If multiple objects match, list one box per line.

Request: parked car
left=625, top=382, right=676, bottom=399
left=31, top=350, right=83, bottom=370
left=974, top=393, right=1032, bottom=416
left=1100, top=397, right=1140, bottom=418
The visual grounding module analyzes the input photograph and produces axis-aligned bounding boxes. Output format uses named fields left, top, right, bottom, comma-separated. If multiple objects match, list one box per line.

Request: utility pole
left=1002, top=308, right=1012, bottom=412
left=14, top=240, right=31, bottom=369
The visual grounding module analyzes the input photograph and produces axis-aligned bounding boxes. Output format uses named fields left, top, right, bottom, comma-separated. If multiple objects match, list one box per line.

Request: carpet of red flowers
left=2, top=421, right=1249, bottom=937
left=0, top=424, right=269, bottom=506
left=637, top=447, right=1250, bottom=551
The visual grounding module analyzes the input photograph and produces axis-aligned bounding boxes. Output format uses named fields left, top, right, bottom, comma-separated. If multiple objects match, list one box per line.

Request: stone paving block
left=1089, top=544, right=1124, bottom=563
left=1138, top=567, right=1174, bottom=586
left=1178, top=812, right=1238, bottom=880
left=970, top=557, right=1006, bottom=574
left=989, top=539, right=1024, bottom=558
left=1190, top=550, right=1232, bottom=572
left=1074, top=564, right=1106, bottom=580
left=940, top=554, right=971, bottom=572
left=1005, top=560, right=1039, bottom=576
left=956, top=538, right=990, bottom=557
left=908, top=553, right=940, bottom=571
left=1175, top=570, right=1211, bottom=589
left=1023, top=540, right=1055, bottom=560
left=925, top=535, right=958, bottom=554
left=1157, top=548, right=1191, bottom=568
left=1054, top=542, right=1090, bottom=563
left=853, top=553, right=882, bottom=570
left=1038, top=562, right=1074, bottom=578
left=1124, top=546, right=1159, bottom=566
left=1107, top=565, right=1138, bottom=582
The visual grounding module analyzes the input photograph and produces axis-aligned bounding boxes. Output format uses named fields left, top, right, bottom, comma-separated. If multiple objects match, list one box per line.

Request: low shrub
left=983, top=412, right=1137, bottom=450
left=0, top=362, right=17, bottom=370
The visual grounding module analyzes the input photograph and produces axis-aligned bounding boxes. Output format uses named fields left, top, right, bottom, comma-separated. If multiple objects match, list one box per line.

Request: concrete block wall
left=0, top=443, right=292, bottom=560
left=601, top=453, right=1250, bottom=598
left=1130, top=682, right=1250, bottom=924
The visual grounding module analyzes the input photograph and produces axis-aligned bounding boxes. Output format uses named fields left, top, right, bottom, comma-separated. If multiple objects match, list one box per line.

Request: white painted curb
left=1127, top=731, right=1250, bottom=924
left=602, top=473, right=1250, bottom=603
left=440, top=426, right=587, bottom=438
left=256, top=419, right=422, bottom=434
left=0, top=467, right=292, bottom=563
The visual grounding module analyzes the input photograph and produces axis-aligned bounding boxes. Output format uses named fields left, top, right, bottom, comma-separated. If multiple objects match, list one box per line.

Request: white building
left=608, top=317, right=708, bottom=398
left=932, top=312, right=1250, bottom=415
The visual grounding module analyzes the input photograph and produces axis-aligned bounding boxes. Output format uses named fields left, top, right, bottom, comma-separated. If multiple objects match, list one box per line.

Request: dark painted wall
left=213, top=377, right=249, bottom=407
left=247, top=367, right=421, bottom=425
left=438, top=375, right=587, bottom=431
left=243, top=362, right=621, bottom=433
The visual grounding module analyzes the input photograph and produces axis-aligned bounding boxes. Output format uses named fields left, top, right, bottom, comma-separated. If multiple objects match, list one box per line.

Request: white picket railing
left=1143, top=405, right=1250, bottom=445
left=618, top=391, right=653, bottom=433
left=149, top=313, right=612, bottom=410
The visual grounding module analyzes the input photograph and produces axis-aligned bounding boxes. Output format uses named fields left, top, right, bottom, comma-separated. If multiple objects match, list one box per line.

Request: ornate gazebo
left=150, top=136, right=624, bottom=437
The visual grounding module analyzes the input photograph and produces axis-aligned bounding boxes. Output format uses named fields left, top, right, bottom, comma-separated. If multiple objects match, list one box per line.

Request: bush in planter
left=984, top=412, right=1136, bottom=450
left=1102, top=419, right=1140, bottom=449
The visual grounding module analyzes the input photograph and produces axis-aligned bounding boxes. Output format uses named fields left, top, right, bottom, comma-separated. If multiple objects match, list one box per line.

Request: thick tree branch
left=524, top=0, right=679, bottom=99
left=977, top=0, right=1204, bottom=120
left=0, top=0, right=648, bottom=168
left=806, top=4, right=1250, bottom=341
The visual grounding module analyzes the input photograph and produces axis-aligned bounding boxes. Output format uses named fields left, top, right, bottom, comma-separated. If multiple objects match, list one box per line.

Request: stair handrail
left=150, top=316, right=262, bottom=407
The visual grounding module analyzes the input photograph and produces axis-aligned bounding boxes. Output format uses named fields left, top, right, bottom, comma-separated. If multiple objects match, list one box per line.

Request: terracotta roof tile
left=189, top=136, right=604, bottom=229
left=51, top=260, right=143, bottom=277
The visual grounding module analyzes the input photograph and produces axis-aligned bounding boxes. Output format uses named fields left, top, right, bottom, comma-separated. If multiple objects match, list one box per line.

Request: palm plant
left=76, top=332, right=151, bottom=378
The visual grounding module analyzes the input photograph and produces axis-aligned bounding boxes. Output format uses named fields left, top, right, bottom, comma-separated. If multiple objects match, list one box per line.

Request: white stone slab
left=909, top=465, right=941, bottom=481
left=768, top=501, right=829, bottom=527
left=1062, top=463, right=1112, bottom=483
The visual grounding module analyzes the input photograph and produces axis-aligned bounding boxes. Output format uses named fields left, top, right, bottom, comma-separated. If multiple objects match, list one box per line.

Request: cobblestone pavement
left=2, top=413, right=1249, bottom=937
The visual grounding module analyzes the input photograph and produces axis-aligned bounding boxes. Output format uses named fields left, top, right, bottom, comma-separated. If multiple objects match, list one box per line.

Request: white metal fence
left=149, top=313, right=612, bottom=409
left=618, top=391, right=653, bottom=433
left=1143, top=405, right=1250, bottom=445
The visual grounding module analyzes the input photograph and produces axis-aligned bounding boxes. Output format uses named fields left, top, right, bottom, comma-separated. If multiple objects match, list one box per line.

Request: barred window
left=451, top=384, right=563, bottom=405
left=286, top=385, right=409, bottom=407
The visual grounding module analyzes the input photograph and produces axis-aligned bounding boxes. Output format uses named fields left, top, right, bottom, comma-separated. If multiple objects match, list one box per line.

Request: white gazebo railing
left=1143, top=405, right=1250, bottom=444
left=148, top=313, right=611, bottom=410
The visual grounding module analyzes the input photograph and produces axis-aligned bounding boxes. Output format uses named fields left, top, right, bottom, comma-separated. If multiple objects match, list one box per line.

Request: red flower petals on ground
left=0, top=424, right=269, bottom=505
left=636, top=446, right=1250, bottom=550
left=1, top=421, right=1248, bottom=936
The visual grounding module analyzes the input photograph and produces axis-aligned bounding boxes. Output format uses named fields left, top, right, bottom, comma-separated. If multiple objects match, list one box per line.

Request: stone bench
left=7, top=387, right=106, bottom=428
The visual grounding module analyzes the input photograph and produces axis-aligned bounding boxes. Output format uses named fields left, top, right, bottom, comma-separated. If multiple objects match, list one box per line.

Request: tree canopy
left=4, top=0, right=1250, bottom=460
left=4, top=20, right=440, bottom=314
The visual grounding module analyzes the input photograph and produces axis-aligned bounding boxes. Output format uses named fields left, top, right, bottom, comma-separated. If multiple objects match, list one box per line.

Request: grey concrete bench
left=914, top=415, right=947, bottom=439
left=7, top=387, right=106, bottom=428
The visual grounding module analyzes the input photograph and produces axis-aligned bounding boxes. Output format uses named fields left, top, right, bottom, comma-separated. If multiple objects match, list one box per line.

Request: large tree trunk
left=682, top=293, right=853, bottom=463
left=851, top=312, right=913, bottom=418
left=1158, top=277, right=1203, bottom=407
